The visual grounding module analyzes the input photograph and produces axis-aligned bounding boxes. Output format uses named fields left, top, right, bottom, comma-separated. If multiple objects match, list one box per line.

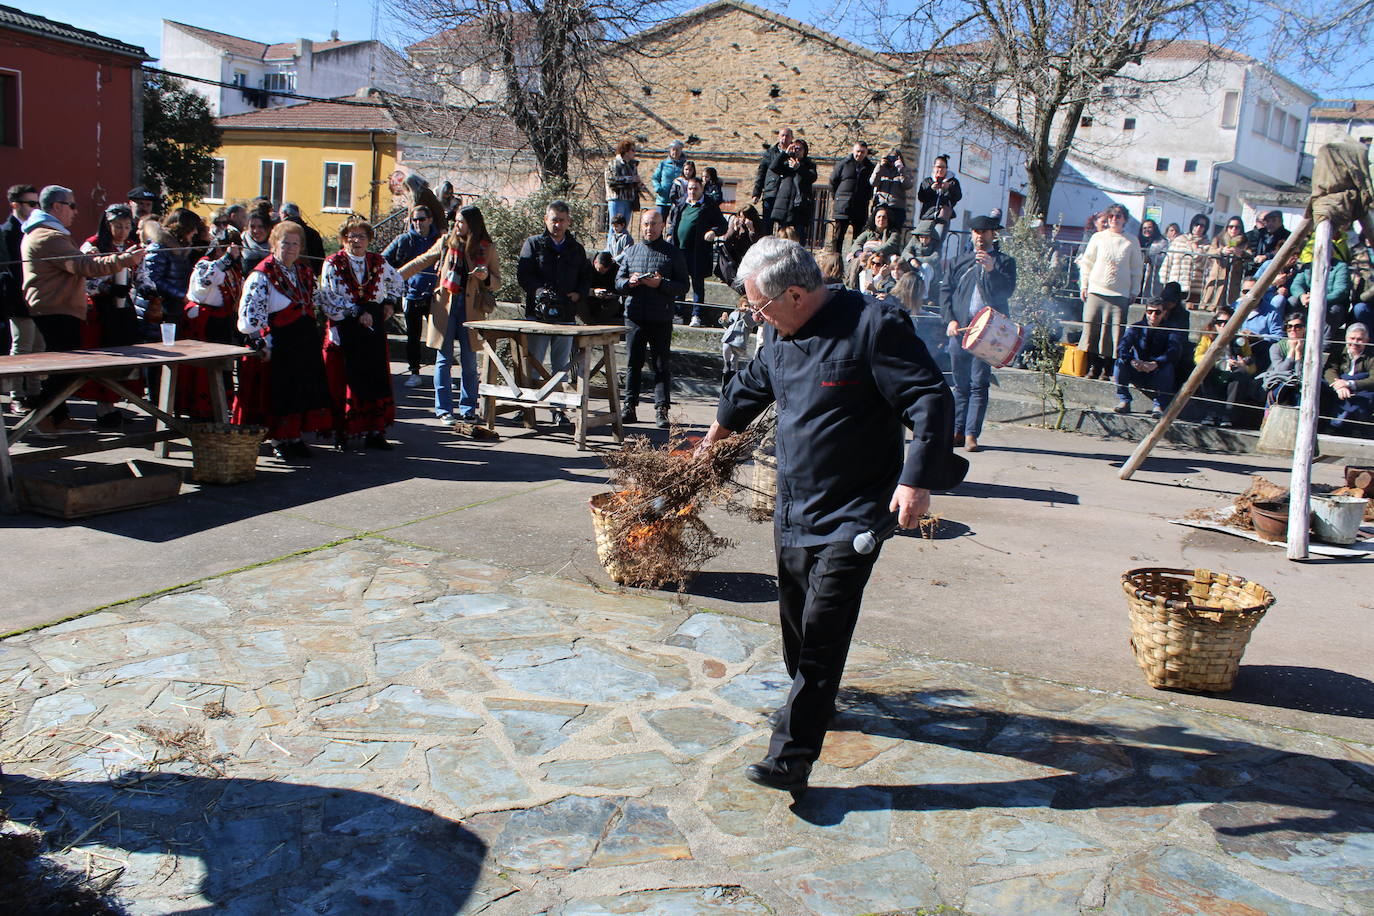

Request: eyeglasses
left=748, top=290, right=787, bottom=320
left=1286, top=323, right=1305, bottom=330
left=411, top=217, right=431, bottom=223
left=1144, top=308, right=1164, bottom=315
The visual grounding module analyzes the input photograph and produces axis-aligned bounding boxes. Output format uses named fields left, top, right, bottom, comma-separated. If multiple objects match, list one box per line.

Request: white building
left=1303, top=100, right=1374, bottom=178
left=161, top=21, right=425, bottom=117
left=1070, top=42, right=1316, bottom=220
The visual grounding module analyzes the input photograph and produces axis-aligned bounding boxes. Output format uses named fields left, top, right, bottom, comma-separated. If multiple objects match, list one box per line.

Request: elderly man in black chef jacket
left=699, top=237, right=967, bottom=795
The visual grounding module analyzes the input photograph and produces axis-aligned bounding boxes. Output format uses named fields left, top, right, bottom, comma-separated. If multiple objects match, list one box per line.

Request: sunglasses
left=18, top=199, right=39, bottom=206
left=1144, top=308, right=1164, bottom=315
left=1286, top=323, right=1305, bottom=330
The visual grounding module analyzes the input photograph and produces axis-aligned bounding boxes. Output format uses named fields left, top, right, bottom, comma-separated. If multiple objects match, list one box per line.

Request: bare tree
left=878, top=0, right=1239, bottom=219
left=389, top=0, right=688, bottom=181
left=1256, top=1, right=1374, bottom=95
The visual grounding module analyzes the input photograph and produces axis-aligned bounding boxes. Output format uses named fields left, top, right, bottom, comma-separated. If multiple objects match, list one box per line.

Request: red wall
left=0, top=29, right=141, bottom=239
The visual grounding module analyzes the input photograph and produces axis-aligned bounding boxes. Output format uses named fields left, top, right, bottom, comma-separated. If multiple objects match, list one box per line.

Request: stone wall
left=589, top=3, right=918, bottom=208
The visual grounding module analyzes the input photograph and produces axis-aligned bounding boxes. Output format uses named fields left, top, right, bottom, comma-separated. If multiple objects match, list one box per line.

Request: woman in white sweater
left=1077, top=204, right=1143, bottom=379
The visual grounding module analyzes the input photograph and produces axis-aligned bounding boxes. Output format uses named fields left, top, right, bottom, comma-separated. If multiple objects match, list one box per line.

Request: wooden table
left=465, top=319, right=627, bottom=450
left=0, top=341, right=251, bottom=513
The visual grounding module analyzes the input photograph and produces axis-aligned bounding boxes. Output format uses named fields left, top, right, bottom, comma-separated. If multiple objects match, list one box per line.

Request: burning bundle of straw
left=593, top=418, right=774, bottom=588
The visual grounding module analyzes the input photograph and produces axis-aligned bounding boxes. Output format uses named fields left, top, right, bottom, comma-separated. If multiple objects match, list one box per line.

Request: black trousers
left=830, top=216, right=865, bottom=252
left=624, top=317, right=672, bottom=409
left=404, top=295, right=431, bottom=375
left=768, top=539, right=881, bottom=764
left=32, top=314, right=82, bottom=423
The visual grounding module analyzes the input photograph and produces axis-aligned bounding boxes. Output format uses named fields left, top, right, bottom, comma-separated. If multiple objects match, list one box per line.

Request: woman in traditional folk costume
left=178, top=228, right=244, bottom=420
left=233, top=222, right=332, bottom=460
left=319, top=218, right=405, bottom=450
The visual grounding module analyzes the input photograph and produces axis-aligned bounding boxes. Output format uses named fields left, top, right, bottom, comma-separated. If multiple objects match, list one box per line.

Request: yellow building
left=201, top=96, right=401, bottom=235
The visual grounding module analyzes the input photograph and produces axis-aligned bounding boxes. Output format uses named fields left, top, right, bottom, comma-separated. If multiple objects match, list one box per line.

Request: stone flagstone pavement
left=2, top=537, right=1372, bottom=914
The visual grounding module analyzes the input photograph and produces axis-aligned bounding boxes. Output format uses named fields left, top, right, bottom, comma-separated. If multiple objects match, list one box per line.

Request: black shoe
left=286, top=440, right=313, bottom=459
left=621, top=405, right=638, bottom=424
left=95, top=411, right=124, bottom=432
left=270, top=442, right=292, bottom=461
left=655, top=409, right=670, bottom=429
left=364, top=432, right=393, bottom=450
left=333, top=432, right=349, bottom=451
left=745, top=757, right=811, bottom=794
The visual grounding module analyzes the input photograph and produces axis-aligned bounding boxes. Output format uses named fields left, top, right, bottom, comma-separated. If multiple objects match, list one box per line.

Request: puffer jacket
left=21, top=214, right=137, bottom=320
left=143, top=222, right=196, bottom=316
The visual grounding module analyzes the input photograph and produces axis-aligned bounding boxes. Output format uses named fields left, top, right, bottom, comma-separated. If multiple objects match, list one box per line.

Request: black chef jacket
left=718, top=289, right=968, bottom=547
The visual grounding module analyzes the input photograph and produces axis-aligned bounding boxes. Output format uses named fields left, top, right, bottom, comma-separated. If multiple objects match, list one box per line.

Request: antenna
left=369, top=0, right=380, bottom=85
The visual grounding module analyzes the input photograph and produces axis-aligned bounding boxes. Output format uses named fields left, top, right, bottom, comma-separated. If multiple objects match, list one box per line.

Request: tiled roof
left=407, top=13, right=538, bottom=55
left=166, top=20, right=363, bottom=62
left=1312, top=100, right=1374, bottom=122
left=215, top=92, right=528, bottom=149
left=0, top=4, right=148, bottom=59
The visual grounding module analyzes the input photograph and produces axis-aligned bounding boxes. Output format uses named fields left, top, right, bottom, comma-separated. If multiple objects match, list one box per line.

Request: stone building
left=594, top=0, right=918, bottom=225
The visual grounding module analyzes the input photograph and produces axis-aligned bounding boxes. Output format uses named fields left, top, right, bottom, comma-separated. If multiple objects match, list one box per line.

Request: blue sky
left=34, top=0, right=1372, bottom=100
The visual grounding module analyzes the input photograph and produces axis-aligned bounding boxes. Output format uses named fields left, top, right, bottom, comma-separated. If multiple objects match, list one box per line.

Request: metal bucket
left=962, top=306, right=1026, bottom=368
left=1309, top=494, right=1368, bottom=545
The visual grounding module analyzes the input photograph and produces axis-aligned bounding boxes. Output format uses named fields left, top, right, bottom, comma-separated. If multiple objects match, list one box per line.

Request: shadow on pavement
left=2, top=403, right=610, bottom=542
left=1225, top=666, right=1374, bottom=719
left=2, top=772, right=487, bottom=912
left=685, top=570, right=779, bottom=603
left=792, top=686, right=1374, bottom=836
left=949, top=480, right=1079, bottom=505
left=985, top=443, right=1280, bottom=478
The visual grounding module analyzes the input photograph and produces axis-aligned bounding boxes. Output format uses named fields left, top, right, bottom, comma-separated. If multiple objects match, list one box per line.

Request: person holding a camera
left=870, top=149, right=914, bottom=234
left=917, top=154, right=962, bottom=238
left=517, top=200, right=590, bottom=428
left=615, top=209, right=688, bottom=428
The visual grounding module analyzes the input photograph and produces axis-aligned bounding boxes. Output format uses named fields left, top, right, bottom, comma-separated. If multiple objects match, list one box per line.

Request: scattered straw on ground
left=1232, top=476, right=1289, bottom=530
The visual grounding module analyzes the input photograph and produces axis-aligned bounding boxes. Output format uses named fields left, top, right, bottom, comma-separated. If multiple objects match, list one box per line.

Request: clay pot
left=1249, top=500, right=1289, bottom=542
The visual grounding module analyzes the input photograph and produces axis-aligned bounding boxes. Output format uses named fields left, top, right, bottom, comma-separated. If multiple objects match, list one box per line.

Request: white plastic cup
left=160, top=323, right=176, bottom=345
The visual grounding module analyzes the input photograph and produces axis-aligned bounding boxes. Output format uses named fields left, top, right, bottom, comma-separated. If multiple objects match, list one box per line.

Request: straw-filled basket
left=188, top=423, right=266, bottom=485
left=1123, top=567, right=1275, bottom=692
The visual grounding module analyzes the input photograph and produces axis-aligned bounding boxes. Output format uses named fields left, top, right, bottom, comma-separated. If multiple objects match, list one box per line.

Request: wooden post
left=1119, top=216, right=1313, bottom=480
left=1287, top=220, right=1332, bottom=560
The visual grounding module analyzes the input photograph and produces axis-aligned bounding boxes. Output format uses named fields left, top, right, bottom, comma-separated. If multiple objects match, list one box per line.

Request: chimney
left=296, top=38, right=313, bottom=62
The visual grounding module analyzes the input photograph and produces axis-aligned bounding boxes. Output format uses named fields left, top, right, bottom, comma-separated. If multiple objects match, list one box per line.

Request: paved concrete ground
left=4, top=372, right=1371, bottom=743
left=3, top=540, right=1371, bottom=914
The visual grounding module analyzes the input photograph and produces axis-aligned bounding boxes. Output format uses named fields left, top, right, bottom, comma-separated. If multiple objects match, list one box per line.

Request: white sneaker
left=404, top=374, right=424, bottom=388
left=438, top=412, right=457, bottom=427
left=689, top=316, right=703, bottom=327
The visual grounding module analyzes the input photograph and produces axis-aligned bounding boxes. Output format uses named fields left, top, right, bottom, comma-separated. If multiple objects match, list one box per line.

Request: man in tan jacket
left=21, top=185, right=144, bottom=434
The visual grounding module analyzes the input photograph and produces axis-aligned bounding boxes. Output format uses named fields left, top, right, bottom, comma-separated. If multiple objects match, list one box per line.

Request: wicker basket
left=1123, top=567, right=1275, bottom=693
left=189, top=423, right=267, bottom=485
left=588, top=491, right=690, bottom=587
left=752, top=452, right=777, bottom=516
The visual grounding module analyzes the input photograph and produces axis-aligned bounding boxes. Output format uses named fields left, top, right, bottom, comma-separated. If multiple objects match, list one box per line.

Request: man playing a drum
left=698, top=238, right=967, bottom=795
left=941, top=213, right=1017, bottom=452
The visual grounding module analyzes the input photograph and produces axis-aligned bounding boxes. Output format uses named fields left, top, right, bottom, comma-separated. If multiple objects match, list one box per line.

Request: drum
left=962, top=306, right=1026, bottom=368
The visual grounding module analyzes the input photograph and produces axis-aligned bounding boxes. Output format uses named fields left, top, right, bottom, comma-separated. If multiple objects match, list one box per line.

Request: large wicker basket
left=1123, top=567, right=1275, bottom=693
left=188, top=423, right=267, bottom=485
left=588, top=491, right=691, bottom=588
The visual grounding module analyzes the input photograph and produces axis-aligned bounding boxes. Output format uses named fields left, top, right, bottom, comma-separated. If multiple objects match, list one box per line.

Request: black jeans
left=624, top=317, right=672, bottom=409
left=830, top=216, right=865, bottom=252
left=31, top=314, right=82, bottom=423
left=768, top=539, right=881, bottom=764
left=404, top=295, right=431, bottom=375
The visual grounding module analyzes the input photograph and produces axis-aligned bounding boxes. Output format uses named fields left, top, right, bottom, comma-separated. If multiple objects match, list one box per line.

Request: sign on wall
left=960, top=141, right=992, bottom=184
left=1144, top=204, right=1162, bottom=225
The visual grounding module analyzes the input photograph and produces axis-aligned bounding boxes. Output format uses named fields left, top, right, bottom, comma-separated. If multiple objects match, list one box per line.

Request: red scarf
left=254, top=255, right=315, bottom=329
left=325, top=250, right=385, bottom=304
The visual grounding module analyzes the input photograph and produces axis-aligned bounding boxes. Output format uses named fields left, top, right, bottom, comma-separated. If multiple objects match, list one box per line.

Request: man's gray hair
left=736, top=237, right=824, bottom=299
left=668, top=139, right=684, bottom=151
left=1348, top=322, right=1369, bottom=338
left=280, top=202, right=301, bottom=219
left=39, top=185, right=72, bottom=211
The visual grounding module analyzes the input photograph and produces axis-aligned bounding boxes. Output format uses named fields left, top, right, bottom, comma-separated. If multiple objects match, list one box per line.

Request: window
left=1156, top=157, right=1170, bottom=172
left=1221, top=91, right=1239, bottom=129
left=1100, top=85, right=1115, bottom=98
left=1080, top=116, right=1093, bottom=128
left=260, top=159, right=286, bottom=206
left=1123, top=118, right=1136, bottom=131
left=1286, top=114, right=1301, bottom=150
left=1183, top=160, right=1198, bottom=173
left=0, top=69, right=18, bottom=147
left=232, top=71, right=248, bottom=87
left=1123, top=86, right=1142, bottom=100
left=1252, top=100, right=1270, bottom=137
left=1216, top=193, right=1231, bottom=213
left=1268, top=109, right=1285, bottom=143
left=204, top=157, right=225, bottom=202
left=322, top=161, right=353, bottom=211
left=263, top=71, right=296, bottom=94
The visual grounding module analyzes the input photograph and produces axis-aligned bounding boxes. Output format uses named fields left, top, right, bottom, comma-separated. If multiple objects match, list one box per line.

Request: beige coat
left=22, top=225, right=140, bottom=319
left=400, top=236, right=501, bottom=349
